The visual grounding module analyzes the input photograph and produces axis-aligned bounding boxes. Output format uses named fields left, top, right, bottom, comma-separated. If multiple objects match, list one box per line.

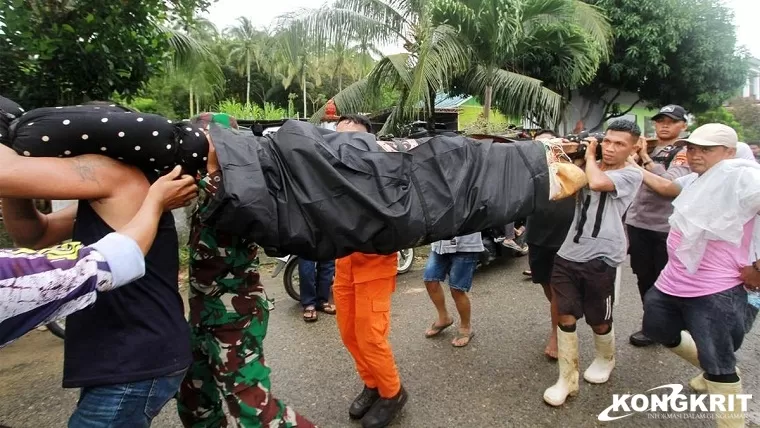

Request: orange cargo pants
left=333, top=253, right=401, bottom=399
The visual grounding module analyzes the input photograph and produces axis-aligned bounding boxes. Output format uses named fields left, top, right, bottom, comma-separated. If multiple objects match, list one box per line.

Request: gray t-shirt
left=557, top=166, right=643, bottom=266
left=431, top=232, right=484, bottom=254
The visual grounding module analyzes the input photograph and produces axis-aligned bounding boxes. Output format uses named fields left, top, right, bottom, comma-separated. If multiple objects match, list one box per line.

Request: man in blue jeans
left=1, top=139, right=192, bottom=425
left=299, top=259, right=336, bottom=322
left=423, top=232, right=483, bottom=347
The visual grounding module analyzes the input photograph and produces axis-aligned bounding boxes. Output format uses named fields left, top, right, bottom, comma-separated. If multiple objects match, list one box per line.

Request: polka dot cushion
left=0, top=95, right=25, bottom=146
left=8, top=105, right=209, bottom=173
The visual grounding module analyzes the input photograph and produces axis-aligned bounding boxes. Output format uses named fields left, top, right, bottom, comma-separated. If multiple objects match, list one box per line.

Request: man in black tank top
left=1, top=152, right=192, bottom=427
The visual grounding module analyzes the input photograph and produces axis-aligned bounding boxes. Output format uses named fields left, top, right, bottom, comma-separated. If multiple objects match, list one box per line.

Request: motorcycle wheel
left=283, top=257, right=301, bottom=302
left=47, top=319, right=65, bottom=339
left=397, top=248, right=414, bottom=274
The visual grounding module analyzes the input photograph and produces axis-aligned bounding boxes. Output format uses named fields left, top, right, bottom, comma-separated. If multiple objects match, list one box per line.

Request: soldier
left=177, top=113, right=316, bottom=428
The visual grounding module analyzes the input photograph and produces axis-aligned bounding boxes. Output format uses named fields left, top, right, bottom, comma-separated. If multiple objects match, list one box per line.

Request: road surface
left=1, top=255, right=758, bottom=427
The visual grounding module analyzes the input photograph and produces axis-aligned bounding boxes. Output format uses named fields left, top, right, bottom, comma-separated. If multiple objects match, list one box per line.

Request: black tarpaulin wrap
left=203, top=120, right=550, bottom=261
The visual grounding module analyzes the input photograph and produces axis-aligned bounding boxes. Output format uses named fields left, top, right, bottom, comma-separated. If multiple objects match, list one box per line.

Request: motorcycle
left=478, top=224, right=528, bottom=267
left=272, top=249, right=416, bottom=302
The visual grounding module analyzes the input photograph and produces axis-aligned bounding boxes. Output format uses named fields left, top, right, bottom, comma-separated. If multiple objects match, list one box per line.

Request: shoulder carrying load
left=202, top=120, right=552, bottom=260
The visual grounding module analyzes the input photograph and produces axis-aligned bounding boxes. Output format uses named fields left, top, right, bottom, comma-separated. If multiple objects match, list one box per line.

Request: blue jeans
left=643, top=285, right=758, bottom=375
left=423, top=252, right=479, bottom=292
left=299, top=258, right=335, bottom=308
left=68, top=369, right=187, bottom=428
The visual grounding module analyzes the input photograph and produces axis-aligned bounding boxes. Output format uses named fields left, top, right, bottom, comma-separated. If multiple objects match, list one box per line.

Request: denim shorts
left=643, top=285, right=758, bottom=375
left=423, top=251, right=479, bottom=292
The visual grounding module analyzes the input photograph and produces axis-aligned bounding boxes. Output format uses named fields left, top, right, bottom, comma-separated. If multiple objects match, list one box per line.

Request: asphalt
left=1, top=255, right=759, bottom=428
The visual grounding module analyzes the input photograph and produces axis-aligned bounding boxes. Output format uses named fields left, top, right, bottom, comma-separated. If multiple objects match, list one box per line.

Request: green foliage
left=729, top=98, right=760, bottom=143
left=0, top=0, right=210, bottom=109
left=214, top=100, right=291, bottom=120
left=691, top=107, right=744, bottom=140
left=179, top=245, right=191, bottom=269
left=579, top=0, right=749, bottom=127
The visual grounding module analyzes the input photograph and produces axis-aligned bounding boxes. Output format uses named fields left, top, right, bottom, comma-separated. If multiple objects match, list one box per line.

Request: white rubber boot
left=690, top=368, right=741, bottom=393
left=543, top=327, right=580, bottom=406
left=583, top=326, right=616, bottom=384
left=669, top=331, right=741, bottom=393
left=669, top=330, right=706, bottom=390
left=705, top=378, right=745, bottom=428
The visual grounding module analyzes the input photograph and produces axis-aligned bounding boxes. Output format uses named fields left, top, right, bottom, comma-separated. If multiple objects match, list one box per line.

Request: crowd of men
left=1, top=104, right=759, bottom=428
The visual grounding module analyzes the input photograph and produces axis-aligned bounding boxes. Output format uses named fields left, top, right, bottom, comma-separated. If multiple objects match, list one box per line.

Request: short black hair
left=338, top=114, right=372, bottom=133
left=535, top=129, right=558, bottom=138
left=606, top=119, right=641, bottom=139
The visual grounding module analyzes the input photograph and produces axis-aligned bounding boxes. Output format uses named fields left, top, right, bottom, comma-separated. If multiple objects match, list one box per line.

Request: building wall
left=741, top=59, right=760, bottom=101
left=558, top=90, right=659, bottom=135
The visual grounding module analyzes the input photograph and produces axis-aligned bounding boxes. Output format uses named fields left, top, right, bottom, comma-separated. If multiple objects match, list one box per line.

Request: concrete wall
left=559, top=90, right=657, bottom=134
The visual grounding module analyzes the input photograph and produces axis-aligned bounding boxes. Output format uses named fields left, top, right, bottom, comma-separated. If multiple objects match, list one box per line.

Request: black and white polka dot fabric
left=5, top=104, right=208, bottom=173
left=0, top=95, right=25, bottom=146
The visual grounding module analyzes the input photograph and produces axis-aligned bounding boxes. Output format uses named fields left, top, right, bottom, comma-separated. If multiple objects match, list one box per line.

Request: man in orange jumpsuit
left=333, top=114, right=408, bottom=428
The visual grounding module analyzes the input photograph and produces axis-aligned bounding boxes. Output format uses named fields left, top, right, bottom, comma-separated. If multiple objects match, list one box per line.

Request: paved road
left=1, top=255, right=758, bottom=428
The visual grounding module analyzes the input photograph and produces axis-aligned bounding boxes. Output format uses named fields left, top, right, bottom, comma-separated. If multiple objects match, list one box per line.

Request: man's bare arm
left=0, top=145, right=129, bottom=200
left=627, top=159, right=682, bottom=198
left=584, top=140, right=615, bottom=192
left=2, top=203, right=77, bottom=249
left=0, top=145, right=141, bottom=249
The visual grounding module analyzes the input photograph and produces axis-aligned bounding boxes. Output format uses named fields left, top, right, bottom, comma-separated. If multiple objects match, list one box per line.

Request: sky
left=204, top=0, right=760, bottom=58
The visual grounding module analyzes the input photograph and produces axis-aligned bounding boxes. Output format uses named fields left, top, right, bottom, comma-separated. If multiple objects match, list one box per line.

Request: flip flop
left=452, top=331, right=475, bottom=348
left=424, top=319, right=454, bottom=338
left=316, top=302, right=336, bottom=315
left=303, top=307, right=318, bottom=323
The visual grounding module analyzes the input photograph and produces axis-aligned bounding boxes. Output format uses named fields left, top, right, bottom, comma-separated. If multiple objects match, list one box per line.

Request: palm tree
left=288, top=0, right=611, bottom=132
left=431, top=0, right=612, bottom=123
left=225, top=17, right=267, bottom=106
left=272, top=24, right=323, bottom=118
left=166, top=17, right=226, bottom=117
left=287, top=0, right=471, bottom=133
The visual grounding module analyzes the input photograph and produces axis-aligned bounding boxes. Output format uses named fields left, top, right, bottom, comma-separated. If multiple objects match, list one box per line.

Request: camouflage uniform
left=177, top=113, right=316, bottom=428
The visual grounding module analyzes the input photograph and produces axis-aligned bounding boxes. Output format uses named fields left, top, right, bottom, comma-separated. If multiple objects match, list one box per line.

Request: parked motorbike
left=272, top=249, right=415, bottom=302
left=478, top=224, right=528, bottom=267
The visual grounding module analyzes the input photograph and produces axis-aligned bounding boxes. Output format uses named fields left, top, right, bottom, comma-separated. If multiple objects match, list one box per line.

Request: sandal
left=316, top=302, right=336, bottom=315
left=452, top=330, right=475, bottom=348
left=424, top=318, right=454, bottom=338
left=303, top=307, right=318, bottom=323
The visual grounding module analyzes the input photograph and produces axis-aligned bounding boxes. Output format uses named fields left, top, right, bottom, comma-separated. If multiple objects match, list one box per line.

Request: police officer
left=625, top=105, right=691, bottom=347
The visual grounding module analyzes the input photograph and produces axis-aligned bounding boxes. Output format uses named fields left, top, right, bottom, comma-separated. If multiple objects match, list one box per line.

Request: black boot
left=361, top=385, right=408, bottom=428
left=349, top=386, right=380, bottom=419
left=629, top=330, right=654, bottom=347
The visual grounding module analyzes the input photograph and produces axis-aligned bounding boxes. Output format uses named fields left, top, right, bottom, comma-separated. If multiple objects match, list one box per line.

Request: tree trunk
left=189, top=87, right=194, bottom=118
left=302, top=73, right=307, bottom=119
left=246, top=50, right=251, bottom=106
left=483, top=84, right=493, bottom=123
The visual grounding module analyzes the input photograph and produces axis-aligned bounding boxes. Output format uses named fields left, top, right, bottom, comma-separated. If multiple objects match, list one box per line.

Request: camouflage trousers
left=177, top=287, right=317, bottom=428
